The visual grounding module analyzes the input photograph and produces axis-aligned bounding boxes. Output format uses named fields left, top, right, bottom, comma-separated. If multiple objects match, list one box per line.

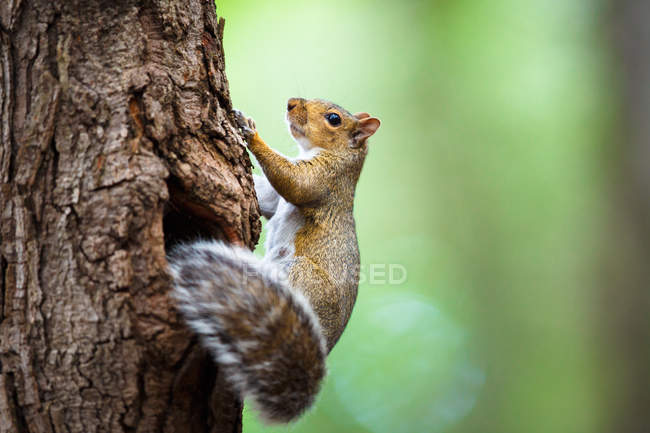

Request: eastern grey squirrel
left=168, top=98, right=380, bottom=422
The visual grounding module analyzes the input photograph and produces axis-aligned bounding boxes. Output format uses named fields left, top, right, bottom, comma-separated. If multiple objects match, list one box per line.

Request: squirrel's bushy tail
left=168, top=240, right=327, bottom=423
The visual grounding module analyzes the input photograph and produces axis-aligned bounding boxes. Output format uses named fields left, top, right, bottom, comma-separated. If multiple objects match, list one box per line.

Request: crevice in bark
left=24, top=35, right=38, bottom=117
left=2, top=0, right=26, bottom=34
left=159, top=344, right=218, bottom=432
left=0, top=255, right=5, bottom=324
left=6, top=373, right=28, bottom=433
left=3, top=36, right=16, bottom=184
left=131, top=370, right=145, bottom=432
left=45, top=12, right=59, bottom=80
left=200, top=18, right=231, bottom=113
left=48, top=128, right=59, bottom=186
left=168, top=347, right=226, bottom=433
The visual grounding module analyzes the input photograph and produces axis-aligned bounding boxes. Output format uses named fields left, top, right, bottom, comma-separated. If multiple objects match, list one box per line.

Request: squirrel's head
left=286, top=98, right=380, bottom=154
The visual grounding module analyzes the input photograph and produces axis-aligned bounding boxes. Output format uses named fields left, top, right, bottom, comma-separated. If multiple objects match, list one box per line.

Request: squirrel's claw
left=232, top=109, right=256, bottom=141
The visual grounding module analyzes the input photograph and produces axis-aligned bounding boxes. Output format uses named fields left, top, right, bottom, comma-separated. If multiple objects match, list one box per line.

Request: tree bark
left=0, top=0, right=260, bottom=432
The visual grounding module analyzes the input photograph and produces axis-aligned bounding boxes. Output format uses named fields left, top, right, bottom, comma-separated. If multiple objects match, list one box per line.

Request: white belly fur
left=263, top=198, right=304, bottom=273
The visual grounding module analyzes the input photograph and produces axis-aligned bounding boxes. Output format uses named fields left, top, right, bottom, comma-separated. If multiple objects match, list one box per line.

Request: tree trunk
left=606, top=1, right=650, bottom=431
left=0, top=0, right=260, bottom=432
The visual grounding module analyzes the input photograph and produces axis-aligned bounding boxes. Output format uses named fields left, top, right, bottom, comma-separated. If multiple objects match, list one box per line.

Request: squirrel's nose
left=287, top=98, right=304, bottom=112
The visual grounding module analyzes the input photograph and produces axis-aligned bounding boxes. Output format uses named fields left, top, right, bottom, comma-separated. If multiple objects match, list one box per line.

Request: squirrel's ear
left=354, top=117, right=380, bottom=145
left=354, top=112, right=370, bottom=120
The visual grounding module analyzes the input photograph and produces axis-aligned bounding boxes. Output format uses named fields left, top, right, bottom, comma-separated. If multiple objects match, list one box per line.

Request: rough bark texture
left=0, top=0, right=260, bottom=432
left=607, top=1, right=650, bottom=432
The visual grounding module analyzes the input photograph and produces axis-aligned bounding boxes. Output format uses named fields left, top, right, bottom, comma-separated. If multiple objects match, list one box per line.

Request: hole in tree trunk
left=163, top=177, right=227, bottom=252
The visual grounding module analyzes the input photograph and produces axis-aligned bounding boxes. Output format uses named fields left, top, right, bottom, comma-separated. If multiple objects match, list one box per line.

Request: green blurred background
left=216, top=1, right=647, bottom=432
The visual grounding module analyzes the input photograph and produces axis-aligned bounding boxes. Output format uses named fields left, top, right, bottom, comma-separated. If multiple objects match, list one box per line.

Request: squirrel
left=167, top=97, right=380, bottom=423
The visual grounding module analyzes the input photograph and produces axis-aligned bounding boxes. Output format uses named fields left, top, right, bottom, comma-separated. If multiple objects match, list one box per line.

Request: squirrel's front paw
left=232, top=109, right=257, bottom=141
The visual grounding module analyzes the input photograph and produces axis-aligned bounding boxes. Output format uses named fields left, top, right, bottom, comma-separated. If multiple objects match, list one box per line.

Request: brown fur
left=244, top=98, right=380, bottom=350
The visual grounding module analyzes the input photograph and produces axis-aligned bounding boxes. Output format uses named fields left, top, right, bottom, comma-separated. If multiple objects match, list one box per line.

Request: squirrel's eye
left=325, top=113, right=341, bottom=126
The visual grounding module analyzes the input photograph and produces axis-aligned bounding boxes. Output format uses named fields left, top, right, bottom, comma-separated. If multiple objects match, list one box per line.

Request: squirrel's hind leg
left=289, top=257, right=342, bottom=352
